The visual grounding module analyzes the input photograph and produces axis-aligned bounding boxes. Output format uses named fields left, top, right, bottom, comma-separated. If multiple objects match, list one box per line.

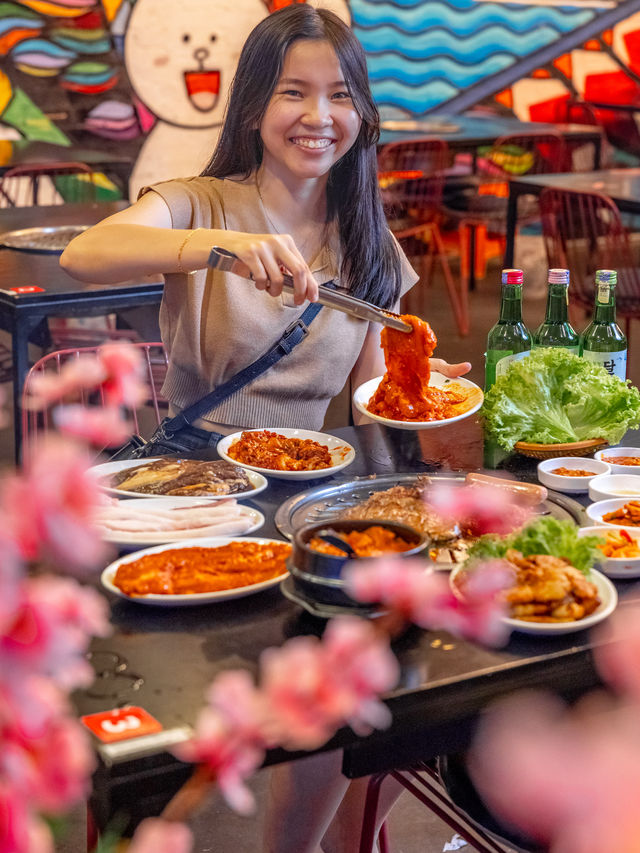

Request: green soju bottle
left=485, top=268, right=532, bottom=390
left=533, top=268, right=580, bottom=353
left=580, top=269, right=627, bottom=380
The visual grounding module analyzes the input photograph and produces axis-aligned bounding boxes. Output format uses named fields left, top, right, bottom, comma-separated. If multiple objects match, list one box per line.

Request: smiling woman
left=58, top=12, right=470, bottom=845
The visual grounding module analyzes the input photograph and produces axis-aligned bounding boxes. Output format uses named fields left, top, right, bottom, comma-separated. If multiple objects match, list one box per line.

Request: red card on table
left=10, top=286, right=45, bottom=293
left=81, top=706, right=163, bottom=742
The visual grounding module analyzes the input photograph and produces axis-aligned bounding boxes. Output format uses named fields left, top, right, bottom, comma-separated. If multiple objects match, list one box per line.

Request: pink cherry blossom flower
left=320, top=617, right=399, bottom=734
left=425, top=481, right=533, bottom=537
left=53, top=404, right=134, bottom=448
left=176, top=671, right=268, bottom=814
left=0, top=437, right=107, bottom=573
left=97, top=342, right=148, bottom=408
left=593, top=602, right=640, bottom=703
left=24, top=357, right=107, bottom=409
left=0, top=674, right=67, bottom=739
left=24, top=342, right=147, bottom=412
left=0, top=533, right=22, bottom=635
left=1, top=576, right=111, bottom=690
left=469, top=688, right=640, bottom=853
left=127, top=818, right=193, bottom=853
left=259, top=637, right=344, bottom=750
left=23, top=716, right=95, bottom=813
left=469, top=691, right=583, bottom=842
left=345, top=559, right=510, bottom=647
left=0, top=780, right=30, bottom=853
left=175, top=709, right=265, bottom=815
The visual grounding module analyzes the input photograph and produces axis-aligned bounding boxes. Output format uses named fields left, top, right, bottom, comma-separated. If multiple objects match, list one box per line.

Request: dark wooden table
left=504, top=167, right=640, bottom=267
left=0, top=202, right=163, bottom=460
left=75, top=418, right=640, bottom=832
left=378, top=113, right=603, bottom=171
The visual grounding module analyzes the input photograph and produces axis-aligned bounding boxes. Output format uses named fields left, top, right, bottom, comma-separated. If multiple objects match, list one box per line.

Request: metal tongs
left=208, top=246, right=412, bottom=333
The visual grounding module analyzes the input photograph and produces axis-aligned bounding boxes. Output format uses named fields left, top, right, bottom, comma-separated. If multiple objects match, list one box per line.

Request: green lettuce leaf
left=466, top=516, right=604, bottom=576
left=482, top=349, right=640, bottom=450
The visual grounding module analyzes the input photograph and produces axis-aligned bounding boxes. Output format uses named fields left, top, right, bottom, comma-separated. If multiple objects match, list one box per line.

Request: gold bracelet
left=176, top=227, right=202, bottom=274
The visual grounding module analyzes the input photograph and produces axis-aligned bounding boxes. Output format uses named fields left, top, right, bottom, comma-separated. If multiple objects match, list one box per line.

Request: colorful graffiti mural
left=2, top=0, right=640, bottom=193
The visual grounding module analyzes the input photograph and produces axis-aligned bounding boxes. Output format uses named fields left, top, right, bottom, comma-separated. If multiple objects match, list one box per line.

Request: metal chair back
left=0, top=162, right=98, bottom=207
left=376, top=138, right=468, bottom=335
left=21, top=341, right=168, bottom=460
left=377, top=138, right=450, bottom=220
left=540, top=187, right=640, bottom=317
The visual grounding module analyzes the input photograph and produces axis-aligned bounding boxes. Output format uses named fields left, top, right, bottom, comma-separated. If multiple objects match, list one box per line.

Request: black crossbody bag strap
left=159, top=302, right=323, bottom=437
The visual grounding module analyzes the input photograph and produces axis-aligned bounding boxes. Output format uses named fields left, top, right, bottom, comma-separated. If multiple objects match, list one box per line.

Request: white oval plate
left=353, top=372, right=483, bottom=430
left=94, top=497, right=264, bottom=547
left=217, top=429, right=355, bottom=481
left=89, top=457, right=268, bottom=500
left=586, top=498, right=640, bottom=528
left=101, top=536, right=290, bottom=606
left=450, top=564, right=617, bottom=635
left=578, top=525, right=640, bottom=579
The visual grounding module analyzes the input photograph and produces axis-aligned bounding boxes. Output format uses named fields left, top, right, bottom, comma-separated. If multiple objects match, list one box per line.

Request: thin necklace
left=256, top=178, right=282, bottom=235
left=256, top=177, right=325, bottom=264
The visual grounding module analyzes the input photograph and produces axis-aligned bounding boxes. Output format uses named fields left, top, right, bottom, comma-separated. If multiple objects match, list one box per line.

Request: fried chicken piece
left=500, top=549, right=600, bottom=623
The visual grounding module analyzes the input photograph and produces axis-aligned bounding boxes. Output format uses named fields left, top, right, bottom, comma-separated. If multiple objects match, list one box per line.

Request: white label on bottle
left=495, top=350, right=531, bottom=378
left=597, top=283, right=610, bottom=304
left=582, top=349, right=627, bottom=380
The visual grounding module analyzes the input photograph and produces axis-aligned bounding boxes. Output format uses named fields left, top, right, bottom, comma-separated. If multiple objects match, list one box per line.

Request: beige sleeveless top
left=141, top=175, right=417, bottom=431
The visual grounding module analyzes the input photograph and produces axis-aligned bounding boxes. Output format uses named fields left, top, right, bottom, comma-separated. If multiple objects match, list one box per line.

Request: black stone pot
left=289, top=519, right=428, bottom=609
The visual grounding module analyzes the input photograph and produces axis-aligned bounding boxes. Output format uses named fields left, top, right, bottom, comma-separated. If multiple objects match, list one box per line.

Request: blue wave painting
left=350, top=0, right=597, bottom=114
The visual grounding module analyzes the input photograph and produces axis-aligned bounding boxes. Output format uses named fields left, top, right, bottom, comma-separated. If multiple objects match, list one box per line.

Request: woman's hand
left=193, top=230, right=318, bottom=305
left=429, top=358, right=471, bottom=378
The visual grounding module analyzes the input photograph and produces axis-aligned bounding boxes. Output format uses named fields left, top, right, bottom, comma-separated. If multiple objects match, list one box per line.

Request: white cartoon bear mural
left=125, top=0, right=350, bottom=199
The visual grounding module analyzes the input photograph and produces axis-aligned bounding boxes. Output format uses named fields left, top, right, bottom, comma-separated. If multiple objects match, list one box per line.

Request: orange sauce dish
left=227, top=430, right=338, bottom=471
left=113, top=541, right=292, bottom=596
left=366, top=315, right=468, bottom=422
left=308, top=526, right=416, bottom=557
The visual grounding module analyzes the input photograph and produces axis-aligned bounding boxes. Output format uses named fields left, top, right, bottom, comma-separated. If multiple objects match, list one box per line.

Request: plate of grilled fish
left=90, top=456, right=268, bottom=500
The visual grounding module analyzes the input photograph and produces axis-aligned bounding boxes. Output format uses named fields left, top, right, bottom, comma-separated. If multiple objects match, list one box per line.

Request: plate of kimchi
left=353, top=373, right=483, bottom=430
left=101, top=536, right=292, bottom=606
left=217, top=428, right=356, bottom=480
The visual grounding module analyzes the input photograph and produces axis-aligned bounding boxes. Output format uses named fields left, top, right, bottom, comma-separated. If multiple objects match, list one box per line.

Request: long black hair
left=201, top=4, right=402, bottom=309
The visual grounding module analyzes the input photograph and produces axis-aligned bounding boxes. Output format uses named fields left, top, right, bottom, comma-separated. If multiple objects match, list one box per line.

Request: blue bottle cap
left=595, top=270, right=617, bottom=286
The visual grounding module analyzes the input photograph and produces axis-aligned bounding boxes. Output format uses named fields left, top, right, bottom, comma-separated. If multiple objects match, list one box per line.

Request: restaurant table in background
left=378, top=113, right=603, bottom=171
left=0, top=140, right=132, bottom=199
left=75, top=418, right=640, bottom=835
left=0, top=201, right=163, bottom=461
left=504, top=167, right=640, bottom=268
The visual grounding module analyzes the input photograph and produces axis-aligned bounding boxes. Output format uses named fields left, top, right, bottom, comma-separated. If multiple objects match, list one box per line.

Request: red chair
left=443, top=131, right=567, bottom=289
left=0, top=162, right=99, bottom=207
left=359, top=759, right=543, bottom=853
left=554, top=99, right=607, bottom=171
left=377, top=138, right=469, bottom=335
left=540, top=187, right=640, bottom=338
left=21, top=341, right=168, bottom=460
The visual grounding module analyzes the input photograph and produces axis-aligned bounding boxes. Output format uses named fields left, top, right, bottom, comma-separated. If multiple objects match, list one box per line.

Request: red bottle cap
left=501, top=269, right=523, bottom=285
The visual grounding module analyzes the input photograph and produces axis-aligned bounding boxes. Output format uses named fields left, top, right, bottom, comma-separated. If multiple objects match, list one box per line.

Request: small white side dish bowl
left=589, top=473, right=640, bottom=503
left=578, top=525, right=640, bottom=579
left=586, top=498, right=640, bottom=528
left=537, top=457, right=611, bottom=494
left=595, top=447, right=640, bottom=474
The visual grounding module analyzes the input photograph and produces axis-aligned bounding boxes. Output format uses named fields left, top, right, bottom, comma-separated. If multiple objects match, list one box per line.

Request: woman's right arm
left=60, top=192, right=318, bottom=303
